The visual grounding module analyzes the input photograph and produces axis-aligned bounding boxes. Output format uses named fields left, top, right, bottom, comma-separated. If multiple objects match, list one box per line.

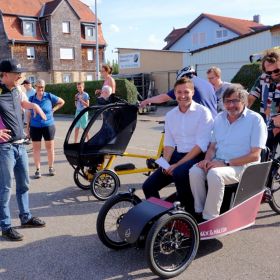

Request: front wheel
left=96, top=193, right=141, bottom=250
left=269, top=168, right=280, bottom=214
left=73, top=166, right=94, bottom=190
left=90, top=170, right=120, bottom=201
left=145, top=213, right=199, bottom=279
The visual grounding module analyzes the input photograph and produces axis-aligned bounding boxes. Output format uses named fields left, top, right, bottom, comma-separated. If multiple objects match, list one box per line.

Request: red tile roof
left=163, top=27, right=187, bottom=50
left=3, top=15, right=46, bottom=42
left=163, top=13, right=267, bottom=50
left=203, top=13, right=265, bottom=35
left=0, top=0, right=106, bottom=44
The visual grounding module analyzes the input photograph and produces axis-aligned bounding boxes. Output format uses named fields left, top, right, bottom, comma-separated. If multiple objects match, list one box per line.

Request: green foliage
left=45, top=79, right=138, bottom=115
left=231, top=63, right=262, bottom=112
left=106, top=59, right=119, bottom=74
left=231, top=63, right=262, bottom=91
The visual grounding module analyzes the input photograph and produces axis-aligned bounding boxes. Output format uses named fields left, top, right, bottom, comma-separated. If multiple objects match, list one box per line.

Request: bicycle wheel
left=73, top=166, right=93, bottom=190
left=269, top=167, right=280, bottom=214
left=90, top=170, right=120, bottom=200
left=145, top=213, right=199, bottom=279
left=96, top=193, right=141, bottom=250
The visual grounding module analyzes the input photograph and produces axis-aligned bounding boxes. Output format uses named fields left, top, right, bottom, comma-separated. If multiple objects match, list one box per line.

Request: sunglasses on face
left=265, top=68, right=280, bottom=75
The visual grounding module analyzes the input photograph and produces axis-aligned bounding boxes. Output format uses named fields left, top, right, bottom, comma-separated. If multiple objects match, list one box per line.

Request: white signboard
left=119, top=52, right=140, bottom=69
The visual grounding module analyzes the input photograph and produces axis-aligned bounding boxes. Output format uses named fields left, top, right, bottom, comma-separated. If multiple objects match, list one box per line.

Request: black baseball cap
left=21, top=79, right=31, bottom=85
left=0, top=58, right=25, bottom=73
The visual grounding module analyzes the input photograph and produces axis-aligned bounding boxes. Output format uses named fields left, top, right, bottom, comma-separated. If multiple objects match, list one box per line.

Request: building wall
left=49, top=1, right=82, bottom=72
left=184, top=30, right=273, bottom=82
left=118, top=48, right=184, bottom=94
left=22, top=72, right=51, bottom=84
left=11, top=44, right=49, bottom=72
left=170, top=18, right=238, bottom=52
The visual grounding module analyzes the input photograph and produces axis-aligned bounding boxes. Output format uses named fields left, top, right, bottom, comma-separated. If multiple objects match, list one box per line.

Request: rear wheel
left=73, top=166, right=94, bottom=190
left=145, top=213, right=199, bottom=279
left=96, top=193, right=141, bottom=249
left=269, top=167, right=280, bottom=214
left=90, top=170, right=120, bottom=200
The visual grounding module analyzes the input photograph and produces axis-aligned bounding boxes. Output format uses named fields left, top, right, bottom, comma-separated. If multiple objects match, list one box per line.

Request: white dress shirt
left=164, top=101, right=213, bottom=153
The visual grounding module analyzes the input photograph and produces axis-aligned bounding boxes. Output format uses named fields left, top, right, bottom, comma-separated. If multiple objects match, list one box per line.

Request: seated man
left=142, top=77, right=213, bottom=214
left=189, top=84, right=267, bottom=222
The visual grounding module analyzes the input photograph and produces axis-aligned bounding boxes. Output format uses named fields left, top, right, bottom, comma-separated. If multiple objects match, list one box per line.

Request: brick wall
left=49, top=1, right=82, bottom=71
left=12, top=44, right=49, bottom=71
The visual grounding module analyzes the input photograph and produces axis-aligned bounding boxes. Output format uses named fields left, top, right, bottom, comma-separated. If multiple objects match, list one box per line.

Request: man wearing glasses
left=189, top=84, right=267, bottom=222
left=248, top=49, right=280, bottom=152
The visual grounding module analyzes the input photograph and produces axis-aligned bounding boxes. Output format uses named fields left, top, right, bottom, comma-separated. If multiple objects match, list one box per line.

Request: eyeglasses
left=223, top=99, right=241, bottom=105
left=35, top=86, right=44, bottom=89
left=265, top=68, right=280, bottom=75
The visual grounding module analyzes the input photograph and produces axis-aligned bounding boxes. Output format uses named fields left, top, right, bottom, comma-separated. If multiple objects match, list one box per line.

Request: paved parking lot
left=0, top=106, right=280, bottom=280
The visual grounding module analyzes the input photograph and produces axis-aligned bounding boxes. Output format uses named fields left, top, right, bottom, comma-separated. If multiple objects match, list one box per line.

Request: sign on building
left=119, top=52, right=140, bottom=69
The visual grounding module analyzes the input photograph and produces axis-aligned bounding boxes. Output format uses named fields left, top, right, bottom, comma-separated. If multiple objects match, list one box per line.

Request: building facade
left=0, top=0, right=106, bottom=83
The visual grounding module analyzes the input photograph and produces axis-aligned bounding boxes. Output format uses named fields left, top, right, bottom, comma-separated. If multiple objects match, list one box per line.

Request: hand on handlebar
left=139, top=99, right=150, bottom=108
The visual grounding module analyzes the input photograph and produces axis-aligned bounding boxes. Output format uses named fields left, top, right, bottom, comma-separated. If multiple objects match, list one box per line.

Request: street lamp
left=94, top=0, right=99, bottom=80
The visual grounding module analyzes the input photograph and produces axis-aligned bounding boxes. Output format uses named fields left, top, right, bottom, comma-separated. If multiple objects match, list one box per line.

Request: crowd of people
left=1, top=48, right=280, bottom=241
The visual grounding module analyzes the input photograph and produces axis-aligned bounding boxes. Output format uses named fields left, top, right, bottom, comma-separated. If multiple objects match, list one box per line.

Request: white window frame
left=86, top=74, right=93, bottom=81
left=87, top=49, right=93, bottom=61
left=62, top=73, right=72, bottom=83
left=62, top=21, right=70, bottom=33
left=60, top=48, right=74, bottom=60
left=27, top=76, right=36, bottom=84
left=85, top=26, right=96, bottom=41
left=45, top=19, right=49, bottom=33
left=26, top=46, right=35, bottom=59
left=23, top=21, right=36, bottom=36
left=216, top=28, right=228, bottom=39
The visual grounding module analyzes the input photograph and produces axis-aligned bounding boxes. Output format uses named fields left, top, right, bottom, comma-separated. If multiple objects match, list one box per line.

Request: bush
left=45, top=79, right=138, bottom=115
left=231, top=63, right=262, bottom=91
left=231, top=63, right=262, bottom=112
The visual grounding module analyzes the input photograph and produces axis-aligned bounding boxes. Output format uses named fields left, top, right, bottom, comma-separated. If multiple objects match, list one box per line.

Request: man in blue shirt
left=140, top=66, right=217, bottom=118
left=0, top=59, right=46, bottom=241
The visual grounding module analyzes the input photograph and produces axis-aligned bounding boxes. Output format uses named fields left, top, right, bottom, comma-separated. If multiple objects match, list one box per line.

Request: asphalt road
left=0, top=106, right=279, bottom=280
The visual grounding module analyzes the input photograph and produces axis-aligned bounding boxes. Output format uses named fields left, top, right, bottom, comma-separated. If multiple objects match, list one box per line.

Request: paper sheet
left=155, top=157, right=170, bottom=170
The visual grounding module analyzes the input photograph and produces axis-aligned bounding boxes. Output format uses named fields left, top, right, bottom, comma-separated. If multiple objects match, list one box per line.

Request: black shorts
left=30, top=125, right=56, bottom=141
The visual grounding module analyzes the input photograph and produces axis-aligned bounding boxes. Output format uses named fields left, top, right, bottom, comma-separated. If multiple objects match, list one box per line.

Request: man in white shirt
left=142, top=77, right=213, bottom=213
left=189, top=84, right=267, bottom=222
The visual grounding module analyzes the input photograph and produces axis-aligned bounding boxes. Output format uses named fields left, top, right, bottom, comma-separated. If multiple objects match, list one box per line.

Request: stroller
left=64, top=99, right=138, bottom=200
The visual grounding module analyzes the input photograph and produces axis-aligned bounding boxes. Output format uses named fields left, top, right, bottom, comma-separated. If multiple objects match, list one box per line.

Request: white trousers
left=189, top=165, right=245, bottom=220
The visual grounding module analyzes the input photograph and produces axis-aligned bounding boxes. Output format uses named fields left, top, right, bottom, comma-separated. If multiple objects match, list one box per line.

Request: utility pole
left=95, top=0, right=99, bottom=80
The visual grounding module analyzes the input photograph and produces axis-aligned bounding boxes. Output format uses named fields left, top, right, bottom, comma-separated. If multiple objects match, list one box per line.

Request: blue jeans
left=142, top=150, right=204, bottom=214
left=0, top=143, right=31, bottom=231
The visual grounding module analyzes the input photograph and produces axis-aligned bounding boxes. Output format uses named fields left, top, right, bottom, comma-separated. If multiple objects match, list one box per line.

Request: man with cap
left=0, top=58, right=47, bottom=241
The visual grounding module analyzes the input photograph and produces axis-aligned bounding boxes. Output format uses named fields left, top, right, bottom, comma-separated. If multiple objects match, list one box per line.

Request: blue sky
left=81, top=0, right=280, bottom=62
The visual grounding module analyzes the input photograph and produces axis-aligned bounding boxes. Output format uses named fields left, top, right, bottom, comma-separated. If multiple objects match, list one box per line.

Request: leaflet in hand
left=155, top=157, right=170, bottom=170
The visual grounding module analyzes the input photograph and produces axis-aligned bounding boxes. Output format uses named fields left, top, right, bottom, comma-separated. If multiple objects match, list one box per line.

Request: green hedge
left=231, top=63, right=262, bottom=112
left=45, top=79, right=138, bottom=115
left=231, top=63, right=262, bottom=91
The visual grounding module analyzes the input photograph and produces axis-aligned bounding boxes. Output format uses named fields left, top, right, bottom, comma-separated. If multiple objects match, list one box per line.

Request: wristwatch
left=224, top=160, right=230, bottom=166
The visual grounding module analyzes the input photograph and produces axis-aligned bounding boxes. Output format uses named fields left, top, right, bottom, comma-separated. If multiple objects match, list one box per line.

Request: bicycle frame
left=96, top=131, right=164, bottom=175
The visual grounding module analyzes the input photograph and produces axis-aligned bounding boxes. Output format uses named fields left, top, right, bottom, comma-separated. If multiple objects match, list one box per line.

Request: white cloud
left=109, top=24, right=120, bottom=33
left=147, top=34, right=164, bottom=49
